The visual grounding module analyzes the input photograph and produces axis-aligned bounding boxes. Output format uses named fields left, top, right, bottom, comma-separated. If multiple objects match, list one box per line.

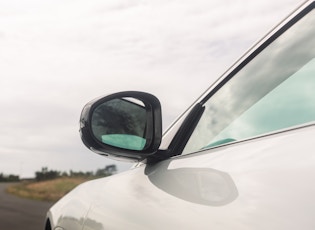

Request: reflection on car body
left=46, top=1, right=315, bottom=229
left=145, top=161, right=238, bottom=206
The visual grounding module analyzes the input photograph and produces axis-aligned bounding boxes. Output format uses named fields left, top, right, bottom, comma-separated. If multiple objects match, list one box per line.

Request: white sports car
left=46, top=0, right=315, bottom=229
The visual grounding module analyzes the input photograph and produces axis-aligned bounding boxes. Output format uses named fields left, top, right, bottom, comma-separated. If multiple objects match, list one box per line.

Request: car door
left=82, top=1, right=315, bottom=229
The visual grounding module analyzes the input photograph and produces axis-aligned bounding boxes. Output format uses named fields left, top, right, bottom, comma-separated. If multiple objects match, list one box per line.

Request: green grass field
left=6, top=177, right=92, bottom=202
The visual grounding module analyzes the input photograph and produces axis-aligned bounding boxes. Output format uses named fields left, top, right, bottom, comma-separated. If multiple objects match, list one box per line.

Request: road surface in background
left=0, top=183, right=54, bottom=230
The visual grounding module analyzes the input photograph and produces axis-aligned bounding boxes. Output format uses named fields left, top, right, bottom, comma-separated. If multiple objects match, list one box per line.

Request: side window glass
left=208, top=59, right=315, bottom=145
left=183, top=9, right=315, bottom=154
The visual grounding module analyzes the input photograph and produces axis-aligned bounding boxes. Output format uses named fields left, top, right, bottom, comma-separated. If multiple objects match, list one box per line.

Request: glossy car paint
left=47, top=125, right=315, bottom=229
left=46, top=1, right=315, bottom=229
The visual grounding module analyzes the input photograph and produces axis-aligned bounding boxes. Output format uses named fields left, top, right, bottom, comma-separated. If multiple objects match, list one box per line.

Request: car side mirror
left=80, top=91, right=162, bottom=162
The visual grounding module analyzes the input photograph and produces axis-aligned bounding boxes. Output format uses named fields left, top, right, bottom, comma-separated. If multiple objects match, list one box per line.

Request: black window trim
left=161, top=1, right=315, bottom=159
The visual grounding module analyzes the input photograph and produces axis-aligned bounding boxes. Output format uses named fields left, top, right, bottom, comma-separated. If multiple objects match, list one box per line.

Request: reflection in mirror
left=91, top=98, right=147, bottom=150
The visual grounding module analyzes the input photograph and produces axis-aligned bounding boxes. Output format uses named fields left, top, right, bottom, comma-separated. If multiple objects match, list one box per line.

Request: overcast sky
left=0, top=0, right=303, bottom=178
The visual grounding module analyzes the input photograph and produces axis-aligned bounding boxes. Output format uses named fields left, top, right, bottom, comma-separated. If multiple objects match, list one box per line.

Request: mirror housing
left=80, top=91, right=162, bottom=162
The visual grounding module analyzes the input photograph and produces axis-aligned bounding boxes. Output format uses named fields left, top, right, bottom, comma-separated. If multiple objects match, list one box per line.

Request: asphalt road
left=0, top=183, right=54, bottom=230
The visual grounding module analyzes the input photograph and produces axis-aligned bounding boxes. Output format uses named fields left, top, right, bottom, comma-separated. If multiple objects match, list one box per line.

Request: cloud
left=0, top=0, right=302, bottom=177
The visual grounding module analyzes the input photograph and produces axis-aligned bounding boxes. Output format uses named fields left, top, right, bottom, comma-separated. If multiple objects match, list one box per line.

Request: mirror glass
left=91, top=98, right=147, bottom=150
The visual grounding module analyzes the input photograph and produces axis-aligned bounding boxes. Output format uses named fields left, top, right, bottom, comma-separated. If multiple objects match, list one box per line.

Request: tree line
left=0, top=173, right=20, bottom=182
left=0, top=164, right=117, bottom=182
left=35, top=165, right=117, bottom=181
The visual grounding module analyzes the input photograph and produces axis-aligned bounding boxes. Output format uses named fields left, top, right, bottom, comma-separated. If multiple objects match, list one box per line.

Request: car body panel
left=48, top=125, right=315, bottom=229
left=47, top=1, right=315, bottom=229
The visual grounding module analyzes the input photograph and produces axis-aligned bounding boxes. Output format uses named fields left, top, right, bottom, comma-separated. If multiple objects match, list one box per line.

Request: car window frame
left=159, top=0, right=315, bottom=158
